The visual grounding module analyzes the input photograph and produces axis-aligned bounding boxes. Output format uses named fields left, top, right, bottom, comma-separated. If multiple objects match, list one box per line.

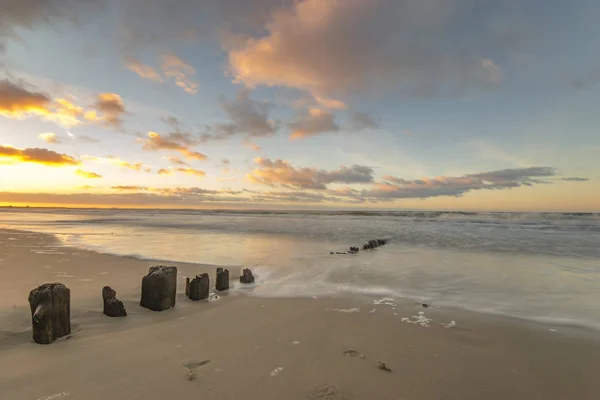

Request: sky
left=0, top=0, right=599, bottom=211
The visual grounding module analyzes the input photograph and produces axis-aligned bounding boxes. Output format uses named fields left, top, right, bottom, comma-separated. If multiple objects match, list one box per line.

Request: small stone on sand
left=377, top=361, right=392, bottom=372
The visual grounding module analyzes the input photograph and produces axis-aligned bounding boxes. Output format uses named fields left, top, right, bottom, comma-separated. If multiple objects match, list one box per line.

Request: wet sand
left=1, top=228, right=599, bottom=400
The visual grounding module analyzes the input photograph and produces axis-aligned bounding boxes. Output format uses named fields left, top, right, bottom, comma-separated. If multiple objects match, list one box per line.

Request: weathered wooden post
left=102, top=286, right=127, bottom=317
left=239, top=268, right=255, bottom=284
left=28, top=283, right=71, bottom=344
left=140, top=266, right=177, bottom=311
left=185, top=273, right=210, bottom=301
left=215, top=267, right=229, bottom=291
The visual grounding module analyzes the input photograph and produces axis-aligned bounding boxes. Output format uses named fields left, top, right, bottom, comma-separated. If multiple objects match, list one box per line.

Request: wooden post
left=140, top=266, right=177, bottom=311
left=28, top=283, right=71, bottom=344
left=185, top=273, right=210, bottom=301
left=215, top=267, right=230, bottom=291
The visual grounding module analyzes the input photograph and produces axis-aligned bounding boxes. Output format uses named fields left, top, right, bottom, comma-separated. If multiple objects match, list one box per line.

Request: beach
left=1, top=227, right=600, bottom=400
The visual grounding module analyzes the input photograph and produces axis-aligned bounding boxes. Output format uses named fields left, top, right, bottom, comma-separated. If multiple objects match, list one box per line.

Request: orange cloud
left=38, top=132, right=62, bottom=144
left=0, top=145, right=79, bottom=166
left=242, top=139, right=262, bottom=151
left=158, top=167, right=205, bottom=178
left=111, top=185, right=149, bottom=191
left=106, top=156, right=152, bottom=172
left=167, top=156, right=188, bottom=166
left=1, top=79, right=128, bottom=129
left=75, top=169, right=102, bottom=179
left=0, top=79, right=51, bottom=117
left=125, top=57, right=164, bottom=83
left=228, top=0, right=505, bottom=98
left=314, top=96, right=347, bottom=110
left=161, top=53, right=198, bottom=94
left=140, top=131, right=207, bottom=160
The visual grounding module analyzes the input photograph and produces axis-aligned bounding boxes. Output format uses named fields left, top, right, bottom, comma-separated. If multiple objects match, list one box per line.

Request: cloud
left=0, top=0, right=101, bottom=55
left=227, top=0, right=519, bottom=98
left=88, top=93, right=127, bottom=128
left=167, top=156, right=189, bottom=166
left=243, top=139, right=262, bottom=151
left=0, top=79, right=51, bottom=117
left=125, top=57, right=164, bottom=83
left=289, top=108, right=339, bottom=140
left=105, top=156, right=152, bottom=172
left=371, top=167, right=558, bottom=199
left=559, top=177, right=589, bottom=182
left=139, top=131, right=207, bottom=160
left=75, top=169, right=102, bottom=179
left=161, top=53, right=198, bottom=94
left=201, top=89, right=277, bottom=142
left=38, top=132, right=62, bottom=144
left=0, top=189, right=246, bottom=207
left=314, top=96, right=347, bottom=110
left=0, top=145, right=79, bottom=166
left=1, top=79, right=128, bottom=129
left=247, top=157, right=373, bottom=189
left=77, top=135, right=100, bottom=143
left=111, top=185, right=149, bottom=191
left=117, top=0, right=292, bottom=53
left=348, top=111, right=377, bottom=131
left=158, top=167, right=205, bottom=178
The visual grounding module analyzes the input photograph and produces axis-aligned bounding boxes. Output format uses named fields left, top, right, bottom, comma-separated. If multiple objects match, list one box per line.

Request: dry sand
left=1, top=228, right=600, bottom=400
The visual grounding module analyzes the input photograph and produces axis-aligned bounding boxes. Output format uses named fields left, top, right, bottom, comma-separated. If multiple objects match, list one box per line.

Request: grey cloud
left=348, top=111, right=377, bottom=131
left=0, top=0, right=102, bottom=55
left=559, top=177, right=590, bottom=182
left=118, top=0, right=294, bottom=53
left=372, top=167, right=558, bottom=199
left=78, top=135, right=100, bottom=143
left=288, top=108, right=339, bottom=140
left=201, top=89, right=277, bottom=142
left=248, top=158, right=374, bottom=190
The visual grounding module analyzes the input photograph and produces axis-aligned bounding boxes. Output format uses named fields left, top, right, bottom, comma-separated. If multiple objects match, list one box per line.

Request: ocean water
left=1, top=208, right=599, bottom=328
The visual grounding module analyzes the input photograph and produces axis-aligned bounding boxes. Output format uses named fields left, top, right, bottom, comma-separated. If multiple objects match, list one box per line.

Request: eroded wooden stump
left=185, top=273, right=210, bottom=301
left=239, top=268, right=255, bottom=284
left=140, top=266, right=177, bottom=311
left=28, top=283, right=71, bottom=344
left=102, top=286, right=127, bottom=317
left=215, top=267, right=230, bottom=291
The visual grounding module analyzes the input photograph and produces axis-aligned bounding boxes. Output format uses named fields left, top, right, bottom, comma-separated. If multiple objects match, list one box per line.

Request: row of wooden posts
left=27, top=266, right=255, bottom=344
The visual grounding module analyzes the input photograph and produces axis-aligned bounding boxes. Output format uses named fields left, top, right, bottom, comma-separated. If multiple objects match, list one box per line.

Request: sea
left=1, top=208, right=599, bottom=329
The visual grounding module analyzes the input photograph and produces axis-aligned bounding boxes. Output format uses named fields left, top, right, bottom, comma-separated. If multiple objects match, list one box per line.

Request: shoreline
left=2, top=227, right=600, bottom=399
left=1, top=226, right=599, bottom=335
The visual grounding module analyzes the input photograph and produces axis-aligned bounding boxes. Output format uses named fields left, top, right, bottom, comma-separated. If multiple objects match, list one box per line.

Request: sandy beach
left=1, top=228, right=600, bottom=400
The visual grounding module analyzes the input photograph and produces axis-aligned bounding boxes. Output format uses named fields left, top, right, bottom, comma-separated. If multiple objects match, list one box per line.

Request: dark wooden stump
left=185, top=273, right=210, bottom=301
left=28, top=283, right=71, bottom=344
left=368, top=240, right=379, bottom=249
left=239, top=268, right=255, bottom=284
left=215, top=267, right=230, bottom=291
left=140, top=266, right=177, bottom=311
left=102, top=286, right=127, bottom=317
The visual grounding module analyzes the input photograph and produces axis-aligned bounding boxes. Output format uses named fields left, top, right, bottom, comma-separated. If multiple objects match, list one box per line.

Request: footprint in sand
left=307, top=385, right=346, bottom=400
